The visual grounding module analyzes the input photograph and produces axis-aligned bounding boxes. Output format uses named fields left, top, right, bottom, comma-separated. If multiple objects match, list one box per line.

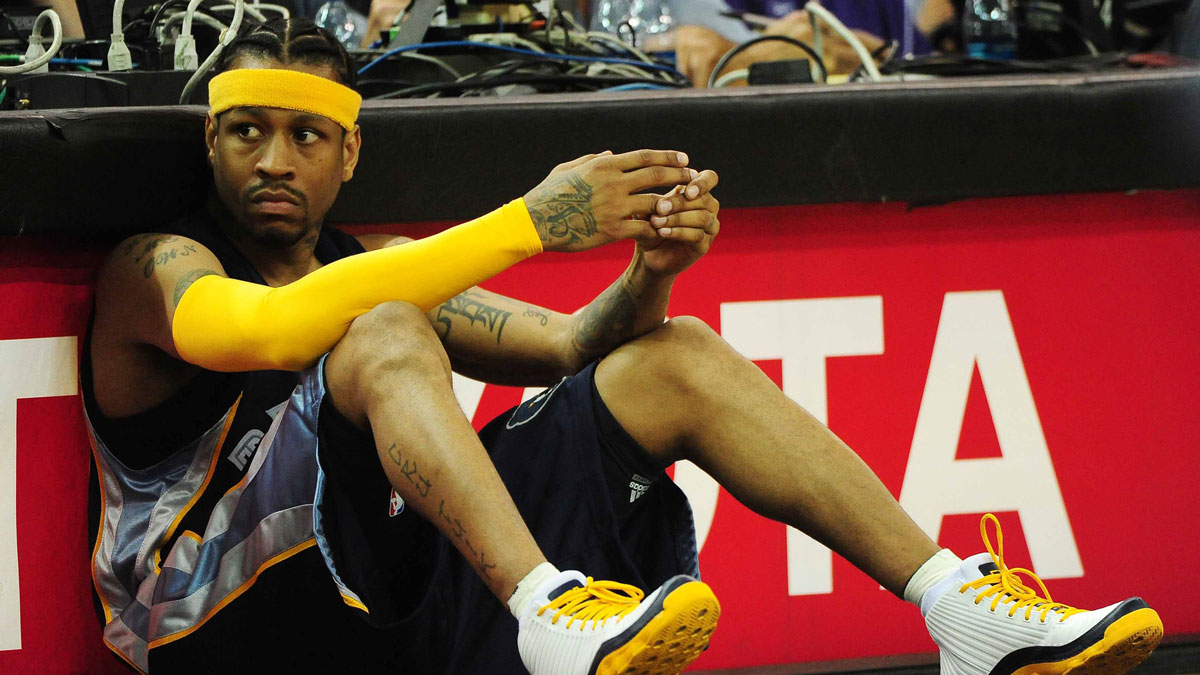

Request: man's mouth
left=250, top=190, right=301, bottom=215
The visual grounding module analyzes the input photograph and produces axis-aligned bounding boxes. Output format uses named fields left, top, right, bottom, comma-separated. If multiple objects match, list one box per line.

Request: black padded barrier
left=2, top=69, right=1199, bottom=237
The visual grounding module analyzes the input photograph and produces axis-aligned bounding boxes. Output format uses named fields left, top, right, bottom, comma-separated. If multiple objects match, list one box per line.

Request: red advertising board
left=1, top=190, right=1197, bottom=672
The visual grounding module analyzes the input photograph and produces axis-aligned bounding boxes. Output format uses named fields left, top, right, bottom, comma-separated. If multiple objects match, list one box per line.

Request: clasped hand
left=523, top=149, right=720, bottom=276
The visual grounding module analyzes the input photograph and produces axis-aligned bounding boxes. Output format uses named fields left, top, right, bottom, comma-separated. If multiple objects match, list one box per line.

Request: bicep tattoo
left=172, top=268, right=221, bottom=308
left=121, top=234, right=201, bottom=278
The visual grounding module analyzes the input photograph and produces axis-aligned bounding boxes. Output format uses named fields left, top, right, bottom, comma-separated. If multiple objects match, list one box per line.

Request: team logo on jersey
left=228, top=429, right=263, bottom=471
left=389, top=489, right=405, bottom=517
left=505, top=378, right=566, bottom=429
left=227, top=401, right=289, bottom=472
left=629, top=473, right=652, bottom=503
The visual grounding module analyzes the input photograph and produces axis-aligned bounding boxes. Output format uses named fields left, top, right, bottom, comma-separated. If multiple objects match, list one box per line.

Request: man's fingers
left=623, top=166, right=695, bottom=192
left=554, top=150, right=612, bottom=173
left=653, top=226, right=708, bottom=243
left=608, top=149, right=690, bottom=171
left=628, top=189, right=717, bottom=218
left=649, top=209, right=719, bottom=235
left=683, top=169, right=719, bottom=200
left=610, top=219, right=659, bottom=245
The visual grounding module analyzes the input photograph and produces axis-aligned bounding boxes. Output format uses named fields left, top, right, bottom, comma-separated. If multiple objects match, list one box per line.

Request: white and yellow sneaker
left=923, top=515, right=1162, bottom=675
left=517, top=571, right=720, bottom=675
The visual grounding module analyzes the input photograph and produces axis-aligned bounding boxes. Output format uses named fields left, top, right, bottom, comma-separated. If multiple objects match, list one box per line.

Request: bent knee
left=327, top=302, right=449, bottom=422
left=652, top=316, right=721, bottom=346
left=603, top=316, right=726, bottom=389
left=339, top=301, right=440, bottom=360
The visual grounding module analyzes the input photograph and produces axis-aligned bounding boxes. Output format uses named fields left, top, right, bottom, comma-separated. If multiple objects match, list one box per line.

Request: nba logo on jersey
left=389, top=489, right=405, bottom=517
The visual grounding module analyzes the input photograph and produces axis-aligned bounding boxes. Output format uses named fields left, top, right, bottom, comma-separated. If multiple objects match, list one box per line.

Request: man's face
left=204, top=56, right=362, bottom=248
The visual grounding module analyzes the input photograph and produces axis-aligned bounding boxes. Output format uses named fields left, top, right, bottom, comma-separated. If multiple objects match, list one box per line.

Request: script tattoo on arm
left=526, top=173, right=599, bottom=249
left=523, top=307, right=550, bottom=326
left=172, top=269, right=220, bottom=308
left=434, top=290, right=513, bottom=343
left=122, top=234, right=201, bottom=278
left=572, top=276, right=639, bottom=362
left=385, top=442, right=495, bottom=580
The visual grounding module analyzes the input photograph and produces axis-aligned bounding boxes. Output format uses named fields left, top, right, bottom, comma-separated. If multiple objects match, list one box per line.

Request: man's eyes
left=234, top=123, right=262, bottom=139
left=230, top=125, right=321, bottom=143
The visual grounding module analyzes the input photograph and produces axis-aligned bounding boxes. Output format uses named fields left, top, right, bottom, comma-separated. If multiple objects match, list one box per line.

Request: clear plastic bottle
left=593, top=0, right=673, bottom=47
left=314, top=1, right=368, bottom=50
left=963, top=0, right=1018, bottom=59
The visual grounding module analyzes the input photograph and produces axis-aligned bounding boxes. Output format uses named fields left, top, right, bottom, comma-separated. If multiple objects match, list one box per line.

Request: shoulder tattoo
left=173, top=269, right=221, bottom=308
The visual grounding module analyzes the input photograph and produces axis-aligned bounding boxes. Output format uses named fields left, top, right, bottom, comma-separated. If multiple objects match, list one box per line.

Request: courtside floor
left=701, top=636, right=1200, bottom=675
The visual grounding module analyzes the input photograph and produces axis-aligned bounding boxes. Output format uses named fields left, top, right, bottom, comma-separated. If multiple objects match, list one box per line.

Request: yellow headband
left=208, top=68, right=362, bottom=131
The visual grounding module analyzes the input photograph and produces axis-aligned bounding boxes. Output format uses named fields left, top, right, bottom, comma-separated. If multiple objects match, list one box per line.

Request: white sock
left=903, top=549, right=962, bottom=610
left=507, top=562, right=561, bottom=619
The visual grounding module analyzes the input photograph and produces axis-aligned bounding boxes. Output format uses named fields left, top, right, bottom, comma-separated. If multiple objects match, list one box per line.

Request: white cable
left=712, top=67, right=748, bottom=88
left=180, top=0, right=244, bottom=103
left=111, top=0, right=126, bottom=42
left=177, top=1, right=231, bottom=70
left=0, top=9, right=62, bottom=74
left=809, top=11, right=823, bottom=67
left=180, top=0, right=208, bottom=44
left=572, top=62, right=648, bottom=79
left=109, top=0, right=133, bottom=71
left=248, top=3, right=289, bottom=20
left=164, top=10, right=228, bottom=35
left=586, top=31, right=654, bottom=63
left=211, top=4, right=266, bottom=22
left=390, top=52, right=462, bottom=80
left=468, top=33, right=545, bottom=53
left=803, top=2, right=880, bottom=81
left=175, top=0, right=206, bottom=70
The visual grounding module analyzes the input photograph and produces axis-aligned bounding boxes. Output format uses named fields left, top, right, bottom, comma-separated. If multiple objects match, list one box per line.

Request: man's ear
left=204, top=112, right=218, bottom=166
left=342, top=124, right=362, bottom=182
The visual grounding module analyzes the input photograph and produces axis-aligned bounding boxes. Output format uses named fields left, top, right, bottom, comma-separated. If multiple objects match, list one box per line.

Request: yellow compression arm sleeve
left=172, top=198, right=542, bottom=372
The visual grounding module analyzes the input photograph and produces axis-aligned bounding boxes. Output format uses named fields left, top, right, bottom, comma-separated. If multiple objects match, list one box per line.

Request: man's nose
left=255, top=133, right=296, bottom=180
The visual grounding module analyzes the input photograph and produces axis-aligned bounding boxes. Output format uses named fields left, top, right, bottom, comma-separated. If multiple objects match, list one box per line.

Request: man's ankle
left=507, top=561, right=562, bottom=619
left=903, top=548, right=962, bottom=615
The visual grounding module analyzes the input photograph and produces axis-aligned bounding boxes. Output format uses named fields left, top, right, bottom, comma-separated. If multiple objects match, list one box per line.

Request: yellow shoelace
left=962, top=514, right=1085, bottom=623
left=537, top=578, right=645, bottom=630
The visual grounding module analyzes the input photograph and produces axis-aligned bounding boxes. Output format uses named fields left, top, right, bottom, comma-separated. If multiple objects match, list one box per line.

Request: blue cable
left=0, top=57, right=104, bottom=67
left=602, top=83, right=671, bottom=92
left=53, top=58, right=104, bottom=67
left=357, top=40, right=684, bottom=79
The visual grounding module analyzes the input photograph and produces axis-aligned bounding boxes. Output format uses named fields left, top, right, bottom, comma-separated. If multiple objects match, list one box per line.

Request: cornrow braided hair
left=215, top=17, right=357, bottom=88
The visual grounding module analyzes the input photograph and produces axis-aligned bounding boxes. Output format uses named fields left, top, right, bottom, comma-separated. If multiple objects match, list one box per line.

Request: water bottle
left=314, top=1, right=368, bottom=50
left=963, top=0, right=1018, bottom=59
left=593, top=0, right=673, bottom=48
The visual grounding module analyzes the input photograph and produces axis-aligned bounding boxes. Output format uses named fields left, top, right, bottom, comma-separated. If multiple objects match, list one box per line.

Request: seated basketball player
left=84, top=17, right=1162, bottom=675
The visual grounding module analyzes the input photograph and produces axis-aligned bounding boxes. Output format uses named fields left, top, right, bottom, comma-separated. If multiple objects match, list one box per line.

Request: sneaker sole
left=594, top=580, right=721, bottom=675
left=1010, top=607, right=1163, bottom=675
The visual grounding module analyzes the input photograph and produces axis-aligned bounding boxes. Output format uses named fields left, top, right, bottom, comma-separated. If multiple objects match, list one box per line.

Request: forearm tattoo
left=572, top=276, right=639, bottom=361
left=434, top=290, right=513, bottom=343
left=385, top=442, right=495, bottom=580
left=526, top=173, right=598, bottom=249
left=523, top=307, right=550, bottom=326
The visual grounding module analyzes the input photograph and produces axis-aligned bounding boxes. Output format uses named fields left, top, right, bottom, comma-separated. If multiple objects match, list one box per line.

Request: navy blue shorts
left=314, top=360, right=700, bottom=673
